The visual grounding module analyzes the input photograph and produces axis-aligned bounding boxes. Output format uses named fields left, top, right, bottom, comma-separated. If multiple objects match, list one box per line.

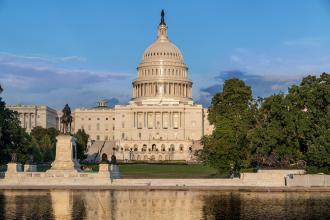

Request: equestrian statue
left=60, top=104, right=72, bottom=134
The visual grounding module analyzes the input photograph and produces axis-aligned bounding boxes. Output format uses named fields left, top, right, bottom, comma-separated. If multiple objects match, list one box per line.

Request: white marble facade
left=6, top=105, right=58, bottom=133
left=7, top=12, right=213, bottom=162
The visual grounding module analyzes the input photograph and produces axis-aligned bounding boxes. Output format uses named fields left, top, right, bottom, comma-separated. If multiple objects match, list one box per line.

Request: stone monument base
left=4, top=163, right=22, bottom=179
left=48, top=135, right=80, bottom=173
left=7, top=163, right=22, bottom=173
left=99, top=164, right=111, bottom=179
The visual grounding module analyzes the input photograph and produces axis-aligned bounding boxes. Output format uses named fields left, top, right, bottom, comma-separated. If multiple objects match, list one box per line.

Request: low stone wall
left=0, top=171, right=111, bottom=186
left=112, top=178, right=242, bottom=187
left=258, top=169, right=305, bottom=175
left=240, top=173, right=285, bottom=187
left=240, top=170, right=306, bottom=187
left=2, top=168, right=329, bottom=188
left=287, top=175, right=330, bottom=187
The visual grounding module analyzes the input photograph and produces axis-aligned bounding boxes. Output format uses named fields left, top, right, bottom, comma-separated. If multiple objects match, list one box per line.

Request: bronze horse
left=61, top=104, right=72, bottom=134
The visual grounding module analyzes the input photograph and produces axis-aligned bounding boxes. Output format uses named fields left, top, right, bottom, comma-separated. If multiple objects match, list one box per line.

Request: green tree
left=29, top=126, right=59, bottom=162
left=249, top=73, right=330, bottom=172
left=248, top=94, right=305, bottom=168
left=198, top=79, right=255, bottom=175
left=288, top=73, right=330, bottom=172
left=74, top=129, right=89, bottom=160
left=0, top=85, right=31, bottom=164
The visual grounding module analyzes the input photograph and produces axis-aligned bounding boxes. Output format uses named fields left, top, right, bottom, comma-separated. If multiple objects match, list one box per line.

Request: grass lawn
left=117, top=164, right=220, bottom=179
left=34, top=163, right=222, bottom=179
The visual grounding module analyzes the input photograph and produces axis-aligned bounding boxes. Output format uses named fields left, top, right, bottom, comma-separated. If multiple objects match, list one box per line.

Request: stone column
left=23, top=113, right=26, bottom=129
left=167, top=83, right=170, bottom=96
left=132, top=85, right=135, bottom=98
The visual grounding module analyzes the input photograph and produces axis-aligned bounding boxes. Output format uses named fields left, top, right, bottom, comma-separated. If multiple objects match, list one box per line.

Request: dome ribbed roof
left=142, top=40, right=184, bottom=62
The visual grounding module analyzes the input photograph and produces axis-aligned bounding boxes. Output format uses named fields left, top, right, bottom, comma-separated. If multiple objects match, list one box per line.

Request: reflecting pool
left=0, top=190, right=329, bottom=219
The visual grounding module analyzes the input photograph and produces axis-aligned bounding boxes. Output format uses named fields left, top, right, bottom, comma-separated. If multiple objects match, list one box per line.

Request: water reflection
left=0, top=190, right=329, bottom=220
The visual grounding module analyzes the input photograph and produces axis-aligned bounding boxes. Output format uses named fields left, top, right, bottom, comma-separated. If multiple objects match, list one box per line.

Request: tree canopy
left=0, top=85, right=31, bottom=164
left=199, top=73, right=330, bottom=174
left=197, top=79, right=256, bottom=175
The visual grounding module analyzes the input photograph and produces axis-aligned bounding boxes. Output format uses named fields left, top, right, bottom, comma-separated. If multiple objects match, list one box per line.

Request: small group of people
left=100, top=153, right=117, bottom=165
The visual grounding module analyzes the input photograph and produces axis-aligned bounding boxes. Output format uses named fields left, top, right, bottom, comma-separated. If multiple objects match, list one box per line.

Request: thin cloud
left=0, top=52, right=132, bottom=109
left=197, top=70, right=300, bottom=107
left=282, top=38, right=324, bottom=48
left=60, top=56, right=87, bottom=62
left=0, top=52, right=87, bottom=65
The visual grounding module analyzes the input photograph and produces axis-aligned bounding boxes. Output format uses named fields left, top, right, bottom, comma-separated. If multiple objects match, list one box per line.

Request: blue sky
left=0, top=0, right=329, bottom=109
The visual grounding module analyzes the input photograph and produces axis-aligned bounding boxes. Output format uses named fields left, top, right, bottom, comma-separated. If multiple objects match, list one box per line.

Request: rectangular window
left=173, top=112, right=179, bottom=129
left=137, top=112, right=143, bottom=129
left=162, top=112, right=168, bottom=129
left=147, top=112, right=153, bottom=129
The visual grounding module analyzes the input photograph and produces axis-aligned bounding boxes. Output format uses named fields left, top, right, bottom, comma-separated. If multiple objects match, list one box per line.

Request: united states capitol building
left=7, top=12, right=213, bottom=162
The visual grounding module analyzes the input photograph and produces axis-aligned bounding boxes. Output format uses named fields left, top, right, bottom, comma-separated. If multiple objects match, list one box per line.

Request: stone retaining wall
left=1, top=168, right=329, bottom=188
left=287, top=175, right=330, bottom=187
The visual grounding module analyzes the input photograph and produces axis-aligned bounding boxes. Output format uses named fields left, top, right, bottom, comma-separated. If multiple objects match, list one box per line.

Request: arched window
left=152, top=144, right=156, bottom=151
left=161, top=144, right=166, bottom=151
left=134, top=144, right=138, bottom=151
left=170, top=144, right=175, bottom=151
left=179, top=144, right=184, bottom=152
left=124, top=145, right=129, bottom=151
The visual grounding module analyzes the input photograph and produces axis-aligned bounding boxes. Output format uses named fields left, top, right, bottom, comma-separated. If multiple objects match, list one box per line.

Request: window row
left=115, top=144, right=192, bottom=152
left=139, top=68, right=186, bottom=77
left=144, top=51, right=180, bottom=58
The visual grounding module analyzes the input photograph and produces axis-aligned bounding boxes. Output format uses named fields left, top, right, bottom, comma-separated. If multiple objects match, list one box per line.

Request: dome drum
left=132, top=80, right=192, bottom=100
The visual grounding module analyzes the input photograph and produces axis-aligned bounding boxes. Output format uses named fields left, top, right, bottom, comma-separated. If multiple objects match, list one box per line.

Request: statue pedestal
left=111, top=164, right=121, bottom=179
left=48, top=135, right=80, bottom=173
left=7, top=163, right=22, bottom=173
left=98, top=164, right=111, bottom=179
left=5, top=163, right=22, bottom=179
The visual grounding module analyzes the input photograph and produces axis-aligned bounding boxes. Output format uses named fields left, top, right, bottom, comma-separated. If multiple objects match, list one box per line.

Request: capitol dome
left=142, top=38, right=184, bottom=63
left=132, top=10, right=193, bottom=104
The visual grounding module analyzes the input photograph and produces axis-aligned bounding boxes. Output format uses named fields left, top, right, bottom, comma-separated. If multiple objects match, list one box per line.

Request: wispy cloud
left=282, top=38, right=326, bottom=48
left=0, top=52, right=133, bottom=109
left=60, top=56, right=87, bottom=62
left=196, top=70, right=300, bottom=107
left=0, top=52, right=87, bottom=65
